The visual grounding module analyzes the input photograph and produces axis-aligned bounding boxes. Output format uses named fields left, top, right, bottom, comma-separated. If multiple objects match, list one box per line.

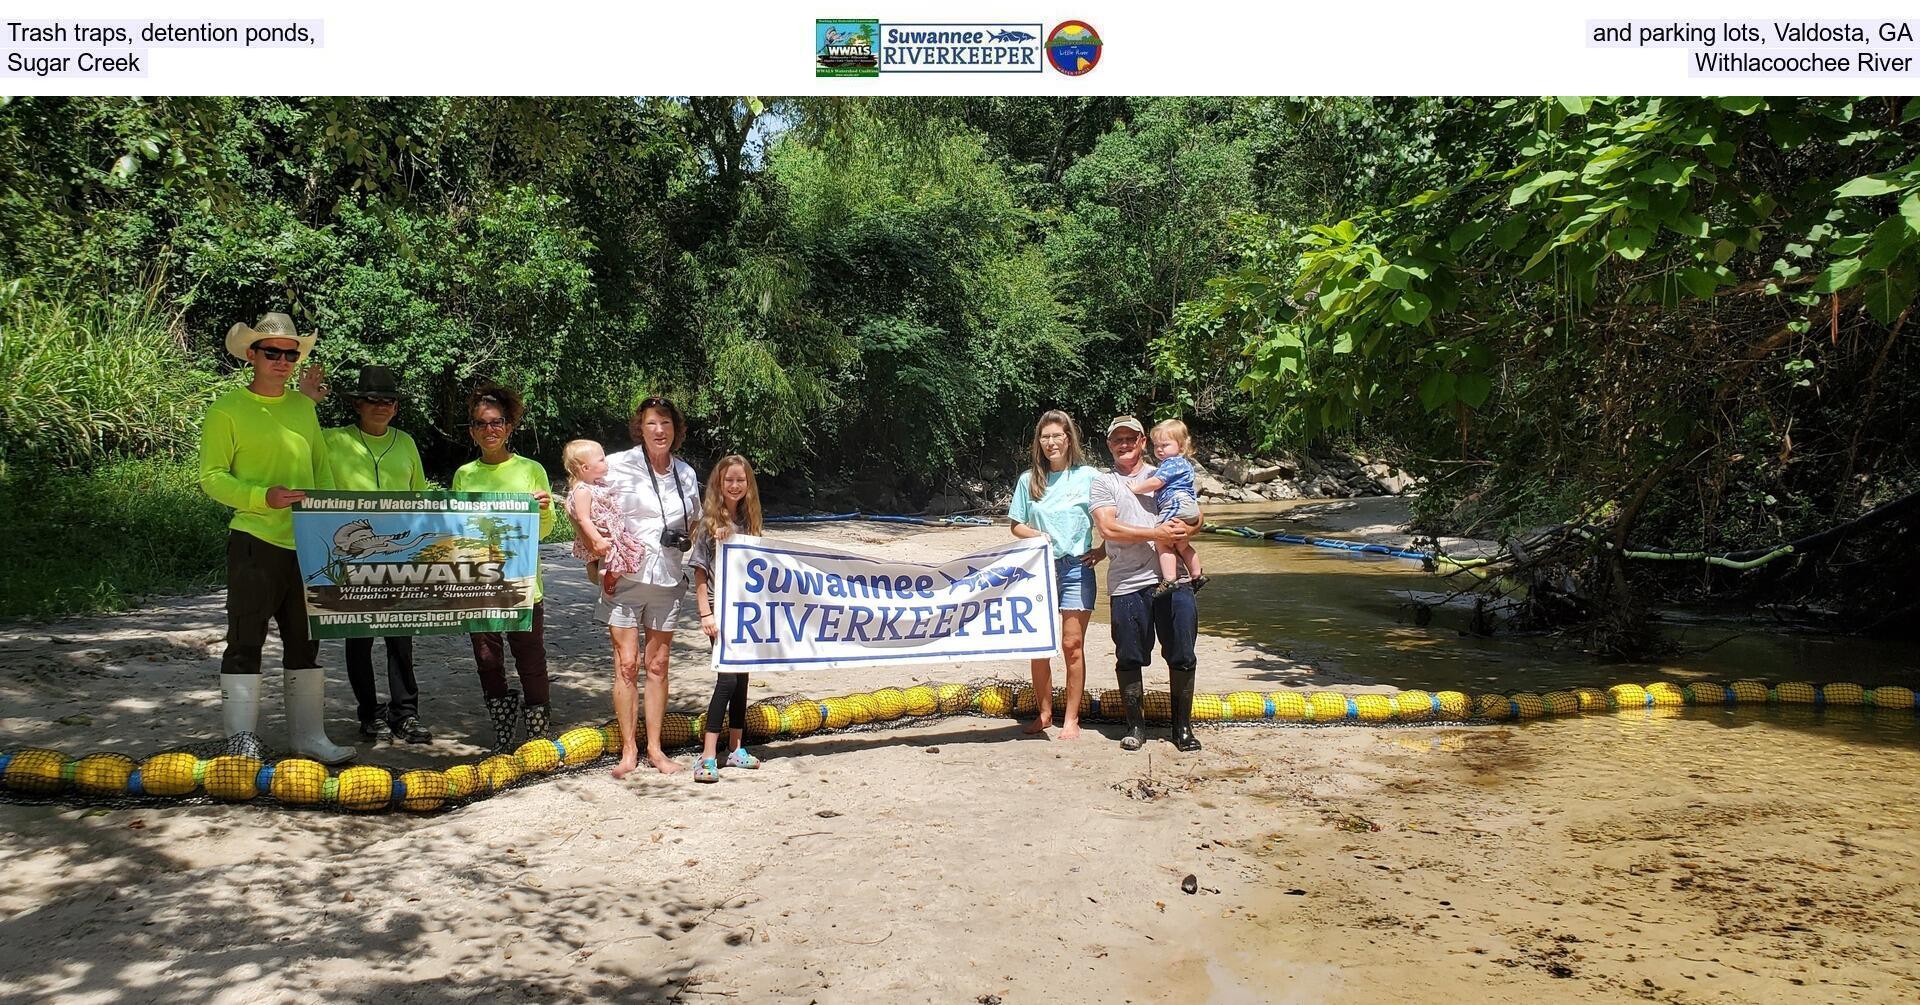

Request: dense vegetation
left=1, top=96, right=1913, bottom=631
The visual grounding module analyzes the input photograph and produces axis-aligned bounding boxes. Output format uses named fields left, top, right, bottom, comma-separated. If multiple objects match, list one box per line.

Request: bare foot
left=1021, top=716, right=1053, bottom=735
left=610, top=750, right=639, bottom=779
left=648, top=750, right=684, bottom=774
left=1059, top=719, right=1082, bottom=741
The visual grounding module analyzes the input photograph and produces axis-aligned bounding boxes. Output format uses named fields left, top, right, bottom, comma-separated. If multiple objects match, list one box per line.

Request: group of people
left=197, top=312, right=1210, bottom=780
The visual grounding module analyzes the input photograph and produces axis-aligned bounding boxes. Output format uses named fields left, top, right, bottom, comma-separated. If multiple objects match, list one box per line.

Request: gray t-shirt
left=1090, top=464, right=1162, bottom=596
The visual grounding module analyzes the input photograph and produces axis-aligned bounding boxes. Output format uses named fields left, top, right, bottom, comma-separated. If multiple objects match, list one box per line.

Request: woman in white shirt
left=598, top=396, right=703, bottom=777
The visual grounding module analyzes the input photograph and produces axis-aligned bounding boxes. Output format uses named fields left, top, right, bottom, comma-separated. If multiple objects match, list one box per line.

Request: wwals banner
left=292, top=491, right=540, bottom=639
left=712, top=536, right=1057, bottom=671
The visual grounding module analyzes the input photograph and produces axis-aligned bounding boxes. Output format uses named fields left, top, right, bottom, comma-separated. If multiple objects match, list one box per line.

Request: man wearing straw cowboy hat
left=197, top=311, right=354, bottom=764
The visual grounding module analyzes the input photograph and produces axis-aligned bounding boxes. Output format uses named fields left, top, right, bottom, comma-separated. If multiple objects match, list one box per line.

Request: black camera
left=660, top=528, right=691, bottom=552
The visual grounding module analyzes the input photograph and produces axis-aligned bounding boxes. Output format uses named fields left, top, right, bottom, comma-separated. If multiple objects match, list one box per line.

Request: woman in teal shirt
left=323, top=365, right=433, bottom=745
left=1007, top=409, right=1104, bottom=740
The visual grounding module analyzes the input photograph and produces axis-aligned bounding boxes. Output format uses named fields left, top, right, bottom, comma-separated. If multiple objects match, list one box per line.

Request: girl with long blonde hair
left=687, top=454, right=766, bottom=780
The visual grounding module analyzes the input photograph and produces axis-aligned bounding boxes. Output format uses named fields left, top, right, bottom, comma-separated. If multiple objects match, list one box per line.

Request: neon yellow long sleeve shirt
left=324, top=425, right=428, bottom=492
left=197, top=386, right=333, bottom=549
left=451, top=453, right=556, bottom=603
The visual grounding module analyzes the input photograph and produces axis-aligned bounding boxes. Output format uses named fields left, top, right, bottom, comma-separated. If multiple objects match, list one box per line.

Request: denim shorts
left=1056, top=554, right=1096, bottom=612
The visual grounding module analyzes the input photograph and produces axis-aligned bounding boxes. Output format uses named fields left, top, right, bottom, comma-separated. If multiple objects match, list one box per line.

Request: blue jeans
left=1056, top=554, right=1096, bottom=612
left=1110, top=585, right=1197, bottom=673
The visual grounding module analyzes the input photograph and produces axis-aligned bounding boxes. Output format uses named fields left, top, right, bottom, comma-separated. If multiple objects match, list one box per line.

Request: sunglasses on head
left=252, top=345, right=302, bottom=362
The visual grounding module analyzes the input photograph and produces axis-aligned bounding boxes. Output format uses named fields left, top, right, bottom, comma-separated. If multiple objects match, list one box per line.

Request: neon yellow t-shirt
left=451, top=453, right=557, bottom=604
left=325, top=426, right=428, bottom=492
left=197, top=386, right=333, bottom=549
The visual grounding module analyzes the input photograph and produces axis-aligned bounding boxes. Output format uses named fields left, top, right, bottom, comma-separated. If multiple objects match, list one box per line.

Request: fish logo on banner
left=712, top=536, right=1057, bottom=671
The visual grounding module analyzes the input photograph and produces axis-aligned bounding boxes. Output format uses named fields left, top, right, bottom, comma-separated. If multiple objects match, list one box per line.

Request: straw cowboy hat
left=225, top=312, right=315, bottom=361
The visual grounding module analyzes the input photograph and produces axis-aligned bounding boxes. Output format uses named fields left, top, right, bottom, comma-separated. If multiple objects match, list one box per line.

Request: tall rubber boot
left=485, top=689, right=522, bottom=754
left=523, top=702, right=550, bottom=742
left=284, top=667, right=355, bottom=765
left=1116, top=668, right=1147, bottom=751
left=220, top=673, right=265, bottom=759
left=1169, top=668, right=1203, bottom=752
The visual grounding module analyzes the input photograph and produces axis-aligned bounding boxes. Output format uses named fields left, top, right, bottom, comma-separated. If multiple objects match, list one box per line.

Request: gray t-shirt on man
left=1090, top=464, right=1162, bottom=596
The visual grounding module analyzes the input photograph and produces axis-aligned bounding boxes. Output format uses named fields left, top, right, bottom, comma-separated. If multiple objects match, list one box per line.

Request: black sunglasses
left=252, top=345, right=302, bottom=362
left=468, top=418, right=510, bottom=431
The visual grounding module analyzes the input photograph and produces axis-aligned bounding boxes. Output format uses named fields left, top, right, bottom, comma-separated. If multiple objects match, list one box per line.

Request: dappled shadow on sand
left=0, top=797, right=710, bottom=1004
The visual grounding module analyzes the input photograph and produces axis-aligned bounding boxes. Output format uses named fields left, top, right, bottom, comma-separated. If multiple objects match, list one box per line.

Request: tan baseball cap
left=1105, top=415, right=1145, bottom=436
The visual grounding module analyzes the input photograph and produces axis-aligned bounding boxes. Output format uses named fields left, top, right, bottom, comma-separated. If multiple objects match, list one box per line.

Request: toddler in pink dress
left=563, top=440, right=647, bottom=596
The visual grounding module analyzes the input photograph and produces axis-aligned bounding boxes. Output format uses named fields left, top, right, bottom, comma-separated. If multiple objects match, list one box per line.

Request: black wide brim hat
left=346, top=364, right=409, bottom=401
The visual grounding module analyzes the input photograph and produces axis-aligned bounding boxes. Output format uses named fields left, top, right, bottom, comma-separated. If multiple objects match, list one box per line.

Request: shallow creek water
left=1132, top=502, right=1919, bottom=694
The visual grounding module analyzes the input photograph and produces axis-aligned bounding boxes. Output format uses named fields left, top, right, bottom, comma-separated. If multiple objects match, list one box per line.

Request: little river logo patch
left=1045, top=20, right=1102, bottom=76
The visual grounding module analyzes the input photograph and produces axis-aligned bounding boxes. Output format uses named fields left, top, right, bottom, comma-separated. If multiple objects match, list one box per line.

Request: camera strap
left=647, top=459, right=690, bottom=536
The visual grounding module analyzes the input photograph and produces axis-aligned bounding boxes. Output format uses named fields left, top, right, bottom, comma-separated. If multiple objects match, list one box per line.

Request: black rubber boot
left=485, top=689, right=521, bottom=754
left=1116, top=667, right=1147, bottom=751
left=523, top=703, right=550, bottom=742
left=1169, top=668, right=1203, bottom=752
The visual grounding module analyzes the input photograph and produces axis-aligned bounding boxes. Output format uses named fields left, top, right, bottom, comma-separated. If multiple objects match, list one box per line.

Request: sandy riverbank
left=3, top=513, right=1916, bottom=1004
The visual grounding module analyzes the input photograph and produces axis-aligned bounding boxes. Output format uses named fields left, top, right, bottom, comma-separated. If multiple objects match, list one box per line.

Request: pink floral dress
left=571, top=480, right=647, bottom=579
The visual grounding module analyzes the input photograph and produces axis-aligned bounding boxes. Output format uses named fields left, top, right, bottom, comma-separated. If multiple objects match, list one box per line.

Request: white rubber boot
left=283, top=666, right=356, bottom=764
left=221, top=673, right=265, bottom=758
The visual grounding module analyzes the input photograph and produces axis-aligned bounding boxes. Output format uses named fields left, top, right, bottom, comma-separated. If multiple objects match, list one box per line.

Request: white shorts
left=597, top=577, right=687, bottom=632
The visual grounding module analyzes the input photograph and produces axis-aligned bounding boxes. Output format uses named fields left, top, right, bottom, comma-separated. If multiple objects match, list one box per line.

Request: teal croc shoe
left=693, top=757, right=720, bottom=782
left=725, top=748, right=761, bottom=769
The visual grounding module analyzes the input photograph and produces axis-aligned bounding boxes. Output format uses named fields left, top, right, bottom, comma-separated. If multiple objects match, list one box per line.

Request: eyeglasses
left=1038, top=433, right=1070, bottom=443
left=252, top=346, right=302, bottom=362
left=468, top=419, right=509, bottom=431
left=1106, top=433, right=1142, bottom=445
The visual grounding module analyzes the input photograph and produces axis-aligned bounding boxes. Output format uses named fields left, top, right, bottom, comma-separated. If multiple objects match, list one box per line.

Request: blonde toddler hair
left=1150, top=418, right=1194, bottom=458
left=561, top=439, right=603, bottom=492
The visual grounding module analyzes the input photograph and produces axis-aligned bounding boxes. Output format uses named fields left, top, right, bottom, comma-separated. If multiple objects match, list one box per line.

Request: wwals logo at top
left=1045, top=20, right=1102, bottom=75
left=879, top=23, right=1044, bottom=73
left=816, top=19, right=881, bottom=77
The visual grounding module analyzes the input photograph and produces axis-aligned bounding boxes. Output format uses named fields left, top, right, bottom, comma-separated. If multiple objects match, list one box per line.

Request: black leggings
left=705, top=673, right=749, bottom=736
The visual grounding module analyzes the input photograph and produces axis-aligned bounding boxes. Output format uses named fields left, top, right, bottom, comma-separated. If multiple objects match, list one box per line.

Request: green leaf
left=1717, top=96, right=1765, bottom=115
left=1556, top=96, right=1594, bottom=115
left=1456, top=372, right=1492, bottom=408
left=1903, top=96, right=1920, bottom=123
left=1860, top=216, right=1917, bottom=270
left=1609, top=226, right=1654, bottom=261
left=1835, top=174, right=1907, bottom=198
left=1811, top=257, right=1865, bottom=294
left=1417, top=371, right=1456, bottom=413
left=1676, top=268, right=1720, bottom=299
left=1389, top=291, right=1432, bottom=325
left=1492, top=215, right=1531, bottom=251
left=1666, top=213, right=1710, bottom=238
left=1862, top=271, right=1919, bottom=325
left=1509, top=170, right=1577, bottom=206
left=1448, top=219, right=1491, bottom=251
left=1901, top=192, right=1920, bottom=233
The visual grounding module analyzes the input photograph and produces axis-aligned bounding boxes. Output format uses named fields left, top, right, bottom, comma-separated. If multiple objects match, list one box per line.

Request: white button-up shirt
left=603, top=448, right=702, bottom=588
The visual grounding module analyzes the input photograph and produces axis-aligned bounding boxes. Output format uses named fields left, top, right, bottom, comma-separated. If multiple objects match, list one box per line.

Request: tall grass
left=0, top=285, right=229, bottom=470
left=0, top=457, right=232, bottom=618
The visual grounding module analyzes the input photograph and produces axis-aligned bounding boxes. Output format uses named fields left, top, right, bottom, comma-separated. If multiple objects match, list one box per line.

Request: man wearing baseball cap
left=1089, top=415, right=1204, bottom=752
left=197, top=312, right=353, bottom=764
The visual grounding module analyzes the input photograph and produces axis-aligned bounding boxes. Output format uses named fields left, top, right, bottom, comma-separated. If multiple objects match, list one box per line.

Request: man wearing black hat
left=1089, top=415, right=1204, bottom=752
left=322, top=365, right=434, bottom=744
